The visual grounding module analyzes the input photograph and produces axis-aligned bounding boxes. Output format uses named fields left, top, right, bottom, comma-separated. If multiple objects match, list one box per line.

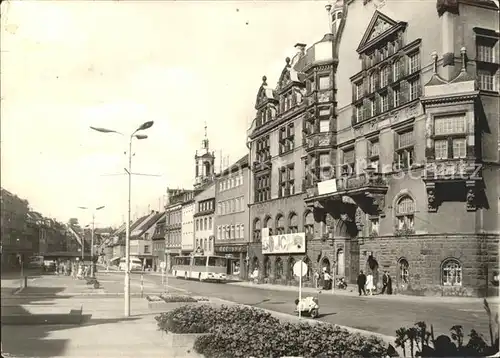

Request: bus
left=172, top=255, right=228, bottom=282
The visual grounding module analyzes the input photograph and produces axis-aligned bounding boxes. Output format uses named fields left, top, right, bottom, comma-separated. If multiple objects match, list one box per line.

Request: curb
left=11, top=286, right=25, bottom=295
left=210, top=297, right=402, bottom=355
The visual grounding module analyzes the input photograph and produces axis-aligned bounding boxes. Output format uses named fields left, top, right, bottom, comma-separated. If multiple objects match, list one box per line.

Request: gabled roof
left=131, top=212, right=165, bottom=239
left=356, top=10, right=407, bottom=54
left=217, top=154, right=249, bottom=177
left=255, top=76, right=277, bottom=109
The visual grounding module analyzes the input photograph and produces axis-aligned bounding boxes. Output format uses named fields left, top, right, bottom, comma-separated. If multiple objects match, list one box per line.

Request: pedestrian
left=366, top=273, right=375, bottom=295
left=314, top=270, right=320, bottom=289
left=381, top=271, right=389, bottom=294
left=323, top=270, right=332, bottom=290
left=357, top=271, right=367, bottom=296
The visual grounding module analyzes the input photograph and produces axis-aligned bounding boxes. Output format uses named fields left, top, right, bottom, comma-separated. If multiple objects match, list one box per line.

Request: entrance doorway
left=321, top=257, right=331, bottom=273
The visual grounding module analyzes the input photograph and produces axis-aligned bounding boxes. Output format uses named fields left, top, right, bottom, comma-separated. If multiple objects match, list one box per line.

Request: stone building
left=246, top=32, right=341, bottom=286
left=194, top=183, right=216, bottom=256
left=213, top=155, right=250, bottom=279
left=301, top=0, right=499, bottom=296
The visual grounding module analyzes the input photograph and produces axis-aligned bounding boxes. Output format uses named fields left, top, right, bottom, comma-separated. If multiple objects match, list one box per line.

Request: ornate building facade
left=246, top=0, right=499, bottom=296
left=302, top=0, right=499, bottom=296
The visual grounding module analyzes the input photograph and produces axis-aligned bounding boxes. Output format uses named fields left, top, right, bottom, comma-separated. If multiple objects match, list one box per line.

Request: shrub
left=154, top=304, right=279, bottom=334
left=160, top=294, right=198, bottom=303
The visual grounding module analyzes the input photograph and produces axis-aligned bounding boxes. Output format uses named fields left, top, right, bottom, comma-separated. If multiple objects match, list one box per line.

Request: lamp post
left=78, top=205, right=105, bottom=277
left=90, top=121, right=154, bottom=317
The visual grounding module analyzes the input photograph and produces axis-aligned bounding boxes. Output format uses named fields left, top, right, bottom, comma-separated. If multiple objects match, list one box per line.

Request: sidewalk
left=227, top=280, right=500, bottom=305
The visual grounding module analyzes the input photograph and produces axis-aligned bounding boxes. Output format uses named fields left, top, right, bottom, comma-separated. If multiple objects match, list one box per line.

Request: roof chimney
left=294, top=43, right=306, bottom=55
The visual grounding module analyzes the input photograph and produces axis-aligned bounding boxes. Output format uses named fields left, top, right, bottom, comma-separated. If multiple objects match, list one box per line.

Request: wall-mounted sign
left=215, top=245, right=246, bottom=253
left=262, top=233, right=306, bottom=255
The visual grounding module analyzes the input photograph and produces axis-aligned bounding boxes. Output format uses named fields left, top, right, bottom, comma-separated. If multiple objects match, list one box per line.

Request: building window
left=355, top=105, right=363, bottom=122
left=478, top=69, right=495, bottom=91
left=264, top=216, right=273, bottom=236
left=304, top=211, right=314, bottom=235
left=279, top=124, right=295, bottom=154
left=434, top=115, right=467, bottom=159
left=395, top=195, right=415, bottom=230
left=399, top=258, right=409, bottom=285
left=144, top=245, right=150, bottom=254
left=393, top=87, right=401, bottom=107
left=341, top=148, right=355, bottom=176
left=256, top=135, right=271, bottom=163
left=231, top=225, right=235, bottom=240
left=275, top=258, right=283, bottom=279
left=380, top=93, right=388, bottom=112
left=355, top=81, right=363, bottom=100
left=409, top=78, right=421, bottom=101
left=288, top=213, right=298, bottom=233
left=408, top=52, right=421, bottom=74
left=319, top=109, right=330, bottom=132
left=203, top=218, right=207, bottom=230
left=370, top=218, right=379, bottom=236
left=318, top=153, right=332, bottom=181
left=380, top=66, right=389, bottom=87
left=477, top=39, right=494, bottom=62
left=319, top=75, right=330, bottom=90
left=476, top=36, right=497, bottom=91
left=395, top=129, right=414, bottom=169
left=370, top=98, right=376, bottom=117
left=370, top=72, right=377, bottom=93
left=279, top=165, right=295, bottom=197
left=392, top=60, right=402, bottom=81
left=368, top=139, right=379, bottom=170
left=208, top=217, right=212, bottom=229
left=255, top=173, right=271, bottom=203
left=253, top=219, right=261, bottom=242
left=217, top=226, right=221, bottom=239
left=275, top=215, right=285, bottom=235
left=442, top=258, right=462, bottom=286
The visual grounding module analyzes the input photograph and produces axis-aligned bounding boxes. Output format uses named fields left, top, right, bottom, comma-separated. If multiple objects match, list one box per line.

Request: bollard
left=140, top=274, right=144, bottom=298
left=24, top=276, right=28, bottom=288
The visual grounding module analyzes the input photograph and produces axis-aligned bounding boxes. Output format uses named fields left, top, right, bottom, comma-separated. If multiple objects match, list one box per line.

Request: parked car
left=27, top=256, right=44, bottom=269
left=43, top=260, right=56, bottom=272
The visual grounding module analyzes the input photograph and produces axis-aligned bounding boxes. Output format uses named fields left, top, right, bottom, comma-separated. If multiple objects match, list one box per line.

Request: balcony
left=303, top=132, right=335, bottom=151
left=304, top=171, right=388, bottom=213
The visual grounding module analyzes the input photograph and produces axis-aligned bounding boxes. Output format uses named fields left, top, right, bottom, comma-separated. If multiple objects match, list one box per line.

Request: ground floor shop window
left=442, top=258, right=462, bottom=286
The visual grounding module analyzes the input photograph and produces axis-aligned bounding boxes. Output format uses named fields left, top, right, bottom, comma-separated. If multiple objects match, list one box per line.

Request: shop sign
left=262, top=233, right=306, bottom=255
left=215, top=245, right=246, bottom=253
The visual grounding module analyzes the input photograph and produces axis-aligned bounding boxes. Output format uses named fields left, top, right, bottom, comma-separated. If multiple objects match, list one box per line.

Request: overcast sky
left=1, top=0, right=330, bottom=227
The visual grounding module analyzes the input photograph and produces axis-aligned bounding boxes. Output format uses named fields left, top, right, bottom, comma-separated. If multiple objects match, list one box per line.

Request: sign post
left=293, top=260, right=308, bottom=321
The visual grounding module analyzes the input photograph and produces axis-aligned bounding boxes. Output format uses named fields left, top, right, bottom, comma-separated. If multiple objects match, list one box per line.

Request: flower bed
left=155, top=304, right=391, bottom=357
left=146, top=294, right=209, bottom=303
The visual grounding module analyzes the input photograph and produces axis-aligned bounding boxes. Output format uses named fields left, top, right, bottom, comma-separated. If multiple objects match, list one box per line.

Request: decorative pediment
left=255, top=76, right=276, bottom=109
left=356, top=11, right=406, bottom=54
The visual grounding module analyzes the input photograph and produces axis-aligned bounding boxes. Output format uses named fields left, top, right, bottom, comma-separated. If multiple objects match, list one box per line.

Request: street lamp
left=90, top=121, right=154, bottom=317
left=78, top=205, right=105, bottom=277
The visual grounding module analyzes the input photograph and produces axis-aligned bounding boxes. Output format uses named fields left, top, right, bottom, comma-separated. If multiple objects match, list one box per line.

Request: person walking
left=381, top=271, right=389, bottom=294
left=365, top=273, right=375, bottom=295
left=323, top=269, right=332, bottom=290
left=357, top=271, right=367, bottom=296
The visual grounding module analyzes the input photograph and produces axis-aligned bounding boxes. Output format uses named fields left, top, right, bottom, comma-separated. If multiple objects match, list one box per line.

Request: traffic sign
left=293, top=260, right=308, bottom=277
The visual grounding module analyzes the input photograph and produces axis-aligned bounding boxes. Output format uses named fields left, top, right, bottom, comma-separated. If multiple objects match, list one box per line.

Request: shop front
left=214, top=243, right=247, bottom=280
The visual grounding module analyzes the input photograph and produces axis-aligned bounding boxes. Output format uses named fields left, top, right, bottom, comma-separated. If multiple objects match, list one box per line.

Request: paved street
left=99, top=271, right=497, bottom=339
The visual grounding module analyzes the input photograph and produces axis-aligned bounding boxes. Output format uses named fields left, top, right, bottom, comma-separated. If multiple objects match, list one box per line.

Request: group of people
left=52, top=259, right=93, bottom=280
left=357, top=270, right=393, bottom=296
left=314, top=267, right=333, bottom=290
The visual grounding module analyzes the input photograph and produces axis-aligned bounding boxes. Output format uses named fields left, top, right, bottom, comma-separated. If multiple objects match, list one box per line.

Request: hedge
left=155, top=304, right=390, bottom=357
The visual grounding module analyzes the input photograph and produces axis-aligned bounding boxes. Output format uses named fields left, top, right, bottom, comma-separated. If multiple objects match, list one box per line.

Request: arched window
left=263, top=256, right=271, bottom=278
left=253, top=219, right=261, bottom=242
left=275, top=258, right=283, bottom=279
left=396, top=196, right=415, bottom=229
left=204, top=238, right=208, bottom=251
left=442, top=259, right=462, bottom=286
left=304, top=211, right=314, bottom=235
left=263, top=216, right=273, bottom=236
left=196, top=239, right=199, bottom=249
left=209, top=237, right=213, bottom=251
left=276, top=215, right=285, bottom=235
left=288, top=213, right=298, bottom=233
left=288, top=257, right=296, bottom=280
left=398, top=258, right=409, bottom=285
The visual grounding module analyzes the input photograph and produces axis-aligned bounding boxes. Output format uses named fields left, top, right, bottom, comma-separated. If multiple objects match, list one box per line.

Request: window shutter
left=400, top=81, right=409, bottom=104
left=374, top=72, right=380, bottom=90
left=393, top=131, right=400, bottom=169
left=375, top=96, right=381, bottom=115
left=388, top=88, right=394, bottom=110
left=363, top=100, right=370, bottom=120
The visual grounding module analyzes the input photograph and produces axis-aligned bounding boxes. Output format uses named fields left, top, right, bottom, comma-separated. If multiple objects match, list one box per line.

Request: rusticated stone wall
left=358, top=234, right=499, bottom=297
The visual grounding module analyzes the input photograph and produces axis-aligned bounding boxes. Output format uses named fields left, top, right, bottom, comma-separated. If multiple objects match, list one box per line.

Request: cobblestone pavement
left=100, top=271, right=498, bottom=339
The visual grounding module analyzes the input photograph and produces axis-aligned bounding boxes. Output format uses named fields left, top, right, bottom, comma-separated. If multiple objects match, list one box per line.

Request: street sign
left=293, top=260, right=308, bottom=277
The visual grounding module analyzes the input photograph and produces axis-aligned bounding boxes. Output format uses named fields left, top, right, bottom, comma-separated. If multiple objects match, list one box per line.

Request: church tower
left=194, top=122, right=215, bottom=188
